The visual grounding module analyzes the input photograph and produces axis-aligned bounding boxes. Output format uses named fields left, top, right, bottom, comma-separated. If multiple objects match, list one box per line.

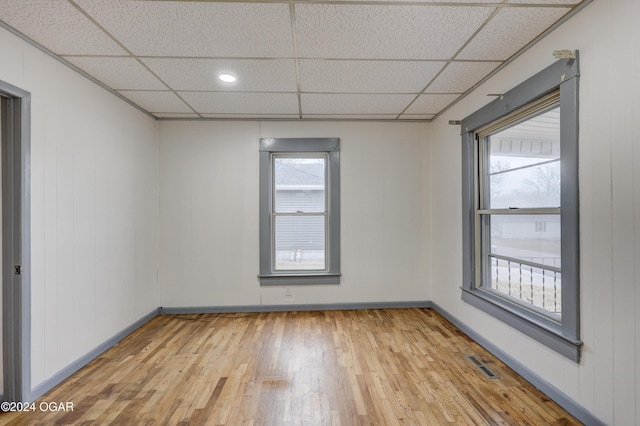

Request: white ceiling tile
left=118, top=91, right=193, bottom=114
left=331, top=0, right=498, bottom=2
left=64, top=57, right=166, bottom=90
left=301, top=94, right=415, bottom=115
left=0, top=0, right=126, bottom=55
left=299, top=60, right=445, bottom=94
left=155, top=113, right=201, bottom=119
left=141, top=58, right=297, bottom=92
left=301, top=115, right=401, bottom=120
left=398, top=114, right=435, bottom=120
left=179, top=92, right=299, bottom=115
left=457, top=7, right=572, bottom=60
left=295, top=4, right=494, bottom=60
left=426, top=61, right=501, bottom=93
left=201, top=114, right=301, bottom=120
left=509, top=0, right=579, bottom=4
left=404, top=94, right=460, bottom=114
left=74, top=0, right=293, bottom=58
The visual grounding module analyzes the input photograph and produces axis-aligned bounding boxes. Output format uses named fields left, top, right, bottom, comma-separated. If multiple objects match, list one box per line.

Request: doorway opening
left=0, top=80, right=31, bottom=402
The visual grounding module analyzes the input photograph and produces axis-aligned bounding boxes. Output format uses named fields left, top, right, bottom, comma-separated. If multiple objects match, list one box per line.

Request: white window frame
left=258, top=138, right=340, bottom=285
left=476, top=93, right=562, bottom=319
left=460, top=57, right=582, bottom=362
left=271, top=152, right=328, bottom=273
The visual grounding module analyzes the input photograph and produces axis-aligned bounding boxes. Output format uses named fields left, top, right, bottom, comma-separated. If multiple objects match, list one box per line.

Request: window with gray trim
left=460, top=56, right=581, bottom=362
left=259, top=138, right=340, bottom=285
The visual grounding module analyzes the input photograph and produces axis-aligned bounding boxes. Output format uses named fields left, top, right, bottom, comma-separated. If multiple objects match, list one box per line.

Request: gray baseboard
left=430, top=303, right=606, bottom=426
left=159, top=300, right=432, bottom=315
left=29, top=309, right=158, bottom=401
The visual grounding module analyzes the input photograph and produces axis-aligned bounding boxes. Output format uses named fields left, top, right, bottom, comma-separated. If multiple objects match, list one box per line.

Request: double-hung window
left=259, top=138, right=340, bottom=285
left=461, top=57, right=582, bottom=361
left=476, top=92, right=562, bottom=315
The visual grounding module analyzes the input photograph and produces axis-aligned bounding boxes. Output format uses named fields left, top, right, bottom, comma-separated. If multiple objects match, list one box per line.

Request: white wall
left=158, top=120, right=430, bottom=307
left=0, top=27, right=159, bottom=391
left=429, top=1, right=640, bottom=424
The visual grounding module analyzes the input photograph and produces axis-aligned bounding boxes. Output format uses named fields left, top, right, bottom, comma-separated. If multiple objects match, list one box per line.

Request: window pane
left=488, top=108, right=560, bottom=209
left=274, top=215, right=325, bottom=270
left=487, top=214, right=561, bottom=267
left=483, top=256, right=562, bottom=316
left=481, top=214, right=561, bottom=316
left=274, top=157, right=325, bottom=212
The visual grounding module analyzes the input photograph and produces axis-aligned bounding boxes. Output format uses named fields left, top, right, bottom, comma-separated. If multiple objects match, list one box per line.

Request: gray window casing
left=259, top=138, right=340, bottom=285
left=460, top=56, right=582, bottom=362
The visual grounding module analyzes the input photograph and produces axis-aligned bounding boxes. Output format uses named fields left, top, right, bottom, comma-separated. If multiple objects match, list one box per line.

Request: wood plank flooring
left=0, top=309, right=580, bottom=425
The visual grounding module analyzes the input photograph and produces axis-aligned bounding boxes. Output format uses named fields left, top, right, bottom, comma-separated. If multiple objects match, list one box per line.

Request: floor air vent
left=466, top=355, right=499, bottom=379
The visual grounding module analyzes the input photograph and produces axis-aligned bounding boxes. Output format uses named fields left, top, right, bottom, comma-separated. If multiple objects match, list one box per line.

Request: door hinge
left=14, top=265, right=21, bottom=275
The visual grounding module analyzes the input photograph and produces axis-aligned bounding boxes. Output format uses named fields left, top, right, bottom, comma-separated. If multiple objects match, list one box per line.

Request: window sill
left=259, top=273, right=341, bottom=286
left=461, top=288, right=582, bottom=362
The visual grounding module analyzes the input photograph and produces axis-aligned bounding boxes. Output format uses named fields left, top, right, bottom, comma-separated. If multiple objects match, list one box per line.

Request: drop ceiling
left=0, top=0, right=589, bottom=121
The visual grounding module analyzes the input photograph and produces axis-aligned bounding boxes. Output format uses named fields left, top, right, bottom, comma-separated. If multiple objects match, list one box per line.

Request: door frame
left=0, top=79, right=31, bottom=402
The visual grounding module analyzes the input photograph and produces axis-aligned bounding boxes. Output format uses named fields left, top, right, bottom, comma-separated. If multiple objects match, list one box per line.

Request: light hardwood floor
left=1, top=309, right=580, bottom=425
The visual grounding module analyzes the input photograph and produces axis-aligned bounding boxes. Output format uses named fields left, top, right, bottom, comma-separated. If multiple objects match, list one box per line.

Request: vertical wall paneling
left=73, top=123, right=97, bottom=357
left=584, top=35, right=615, bottom=424
left=41, top=83, right=60, bottom=379
left=261, top=122, right=427, bottom=305
left=609, top=2, right=636, bottom=424
left=0, top=25, right=159, bottom=392
left=575, top=47, right=595, bottom=416
left=56, top=112, right=75, bottom=371
left=158, top=121, right=430, bottom=308
left=630, top=3, right=640, bottom=425
left=429, top=1, right=638, bottom=424
left=635, top=4, right=640, bottom=423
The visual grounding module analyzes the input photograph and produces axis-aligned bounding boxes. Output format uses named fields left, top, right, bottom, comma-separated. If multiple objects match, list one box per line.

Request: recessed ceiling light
left=219, top=74, right=236, bottom=83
